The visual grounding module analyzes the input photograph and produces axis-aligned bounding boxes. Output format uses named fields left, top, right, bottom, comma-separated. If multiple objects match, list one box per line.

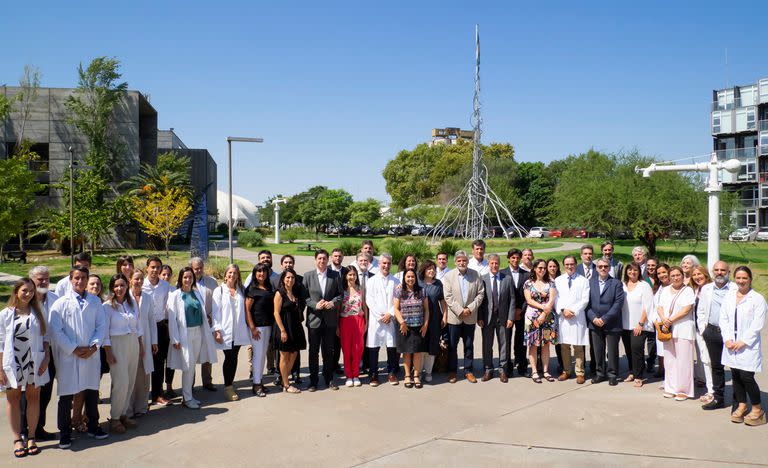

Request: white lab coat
left=554, top=274, right=590, bottom=346
left=0, top=307, right=50, bottom=390
left=167, top=289, right=218, bottom=371
left=54, top=277, right=72, bottom=298
left=49, top=291, right=106, bottom=395
left=40, top=291, right=59, bottom=325
left=365, top=274, right=400, bottom=348
left=719, top=289, right=766, bottom=373
left=131, top=290, right=157, bottom=374
left=696, top=281, right=737, bottom=334
left=212, top=284, right=251, bottom=349
left=622, top=281, right=655, bottom=332
left=142, top=278, right=171, bottom=322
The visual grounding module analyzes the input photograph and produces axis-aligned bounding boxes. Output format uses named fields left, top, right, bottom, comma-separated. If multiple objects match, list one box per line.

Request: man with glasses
left=554, top=255, right=590, bottom=384
left=586, top=257, right=625, bottom=386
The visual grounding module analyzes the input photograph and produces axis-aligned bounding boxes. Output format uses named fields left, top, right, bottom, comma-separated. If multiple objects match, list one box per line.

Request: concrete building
left=157, top=129, right=217, bottom=230
left=1, top=86, right=157, bottom=206
left=711, top=78, right=768, bottom=229
left=430, top=127, right=473, bottom=147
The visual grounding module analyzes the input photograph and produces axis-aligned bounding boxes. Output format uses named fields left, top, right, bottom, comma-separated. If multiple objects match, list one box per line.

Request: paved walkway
left=0, top=271, right=22, bottom=285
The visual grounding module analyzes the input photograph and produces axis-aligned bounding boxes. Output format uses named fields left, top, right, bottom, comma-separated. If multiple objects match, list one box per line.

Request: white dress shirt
left=468, top=257, right=489, bottom=276
left=142, top=277, right=171, bottom=322
left=102, top=300, right=142, bottom=345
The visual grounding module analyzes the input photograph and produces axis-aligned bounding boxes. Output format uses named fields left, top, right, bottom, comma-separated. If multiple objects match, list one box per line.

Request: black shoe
left=608, top=378, right=618, bottom=386
left=35, top=430, right=57, bottom=441
left=294, top=376, right=303, bottom=385
left=165, top=389, right=179, bottom=399
left=329, top=382, right=339, bottom=390
left=702, top=399, right=726, bottom=410
left=334, top=368, right=345, bottom=376
left=591, top=376, right=606, bottom=384
left=203, top=383, right=217, bottom=392
left=307, top=385, right=317, bottom=392
left=59, top=435, right=72, bottom=449
left=268, top=367, right=277, bottom=375
left=87, top=428, right=109, bottom=440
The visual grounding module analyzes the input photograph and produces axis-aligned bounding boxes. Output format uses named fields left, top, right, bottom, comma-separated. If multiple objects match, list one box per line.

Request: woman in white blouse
left=127, top=269, right=157, bottom=418
left=621, top=262, right=654, bottom=387
left=720, top=266, right=766, bottom=426
left=656, top=266, right=696, bottom=401
left=652, top=263, right=672, bottom=379
left=212, top=264, right=250, bottom=401
left=102, top=274, right=143, bottom=434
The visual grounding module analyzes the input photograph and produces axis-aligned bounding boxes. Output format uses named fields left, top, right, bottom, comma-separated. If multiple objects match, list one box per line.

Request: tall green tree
left=297, top=188, right=353, bottom=233
left=127, top=151, right=193, bottom=201
left=348, top=198, right=382, bottom=227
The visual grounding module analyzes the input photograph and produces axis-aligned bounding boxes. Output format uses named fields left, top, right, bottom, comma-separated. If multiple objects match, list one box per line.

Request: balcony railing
left=714, top=147, right=756, bottom=160
left=712, top=98, right=741, bottom=111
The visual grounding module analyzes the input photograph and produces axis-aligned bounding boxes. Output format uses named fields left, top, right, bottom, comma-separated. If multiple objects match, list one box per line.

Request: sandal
left=624, top=374, right=634, bottom=383
left=633, top=379, right=643, bottom=388
left=532, top=373, right=542, bottom=384
left=26, top=439, right=40, bottom=456
left=13, top=439, right=27, bottom=458
left=252, top=384, right=266, bottom=397
left=404, top=376, right=414, bottom=388
left=414, top=376, right=423, bottom=389
left=284, top=385, right=301, bottom=394
left=543, top=373, right=555, bottom=382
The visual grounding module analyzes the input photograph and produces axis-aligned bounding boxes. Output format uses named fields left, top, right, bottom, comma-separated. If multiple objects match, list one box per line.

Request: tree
left=132, top=188, right=192, bottom=257
left=383, top=142, right=515, bottom=208
left=127, top=151, right=193, bottom=202
left=348, top=198, right=382, bottom=227
left=298, top=188, right=353, bottom=232
left=0, top=151, right=41, bottom=261
left=12, top=65, right=41, bottom=147
left=550, top=150, right=708, bottom=255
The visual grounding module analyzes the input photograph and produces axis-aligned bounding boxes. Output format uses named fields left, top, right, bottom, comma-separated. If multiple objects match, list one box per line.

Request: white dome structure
left=216, top=190, right=261, bottom=229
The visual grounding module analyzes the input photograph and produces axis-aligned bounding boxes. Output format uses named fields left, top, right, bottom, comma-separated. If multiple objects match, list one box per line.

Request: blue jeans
left=448, top=323, right=476, bottom=373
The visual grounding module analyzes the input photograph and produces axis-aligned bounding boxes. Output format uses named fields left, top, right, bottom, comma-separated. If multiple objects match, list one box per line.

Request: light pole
left=636, top=153, right=741, bottom=271
left=272, top=198, right=287, bottom=244
left=227, top=136, right=263, bottom=263
left=68, top=146, right=74, bottom=267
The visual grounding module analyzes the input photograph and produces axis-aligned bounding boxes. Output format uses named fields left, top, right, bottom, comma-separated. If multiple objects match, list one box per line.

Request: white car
left=756, top=228, right=768, bottom=241
left=728, top=228, right=757, bottom=242
left=527, top=227, right=550, bottom=238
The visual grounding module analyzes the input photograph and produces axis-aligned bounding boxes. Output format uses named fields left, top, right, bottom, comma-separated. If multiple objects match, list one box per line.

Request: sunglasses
left=596, top=265, right=609, bottom=269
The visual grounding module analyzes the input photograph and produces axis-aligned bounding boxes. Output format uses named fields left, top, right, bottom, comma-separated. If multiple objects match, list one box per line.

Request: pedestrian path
left=0, top=271, right=22, bottom=285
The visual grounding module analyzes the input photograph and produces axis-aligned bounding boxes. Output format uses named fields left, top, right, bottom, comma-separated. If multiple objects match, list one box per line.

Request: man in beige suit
left=443, top=250, right=485, bottom=383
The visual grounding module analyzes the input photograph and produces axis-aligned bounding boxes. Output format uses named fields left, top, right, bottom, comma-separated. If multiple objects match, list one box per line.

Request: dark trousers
left=630, top=330, right=653, bottom=378
left=222, top=345, right=241, bottom=387
left=361, top=332, right=370, bottom=372
left=646, top=329, right=657, bottom=370
left=621, top=330, right=633, bottom=375
left=151, top=320, right=175, bottom=399
left=590, top=328, right=620, bottom=379
left=703, top=324, right=726, bottom=400
left=588, top=332, right=596, bottom=375
left=732, top=368, right=761, bottom=405
left=448, top=323, right=475, bottom=373
left=58, top=390, right=99, bottom=438
left=367, top=346, right=399, bottom=376
left=481, top=322, right=509, bottom=371
left=511, top=317, right=527, bottom=372
left=20, top=353, right=55, bottom=436
left=308, top=325, right=336, bottom=386
left=334, top=334, right=342, bottom=370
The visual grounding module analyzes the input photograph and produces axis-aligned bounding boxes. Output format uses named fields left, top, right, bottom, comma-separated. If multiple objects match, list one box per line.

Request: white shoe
left=424, top=373, right=433, bottom=383
left=345, top=379, right=354, bottom=387
left=183, top=400, right=200, bottom=410
left=353, top=378, right=362, bottom=387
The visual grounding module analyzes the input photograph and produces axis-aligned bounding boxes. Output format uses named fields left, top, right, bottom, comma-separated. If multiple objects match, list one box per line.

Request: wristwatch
left=638, top=321, right=644, bottom=326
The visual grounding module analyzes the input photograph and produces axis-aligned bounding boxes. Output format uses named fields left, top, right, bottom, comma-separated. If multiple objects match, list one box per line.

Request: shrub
left=408, top=239, right=434, bottom=263
left=337, top=239, right=360, bottom=256
left=205, top=257, right=231, bottom=280
left=437, top=239, right=461, bottom=256
left=381, top=238, right=433, bottom=267
left=237, top=230, right=264, bottom=248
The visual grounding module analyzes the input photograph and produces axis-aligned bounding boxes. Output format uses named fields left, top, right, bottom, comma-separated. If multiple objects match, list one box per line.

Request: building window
left=747, top=107, right=756, bottom=130
left=712, top=112, right=721, bottom=133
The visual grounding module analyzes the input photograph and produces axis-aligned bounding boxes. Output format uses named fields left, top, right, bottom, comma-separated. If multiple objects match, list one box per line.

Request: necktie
left=568, top=275, right=573, bottom=289
left=585, top=266, right=592, bottom=280
left=492, top=275, right=498, bottom=312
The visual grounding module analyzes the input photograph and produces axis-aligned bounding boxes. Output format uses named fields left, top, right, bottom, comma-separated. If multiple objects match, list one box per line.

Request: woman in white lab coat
left=212, top=264, right=250, bottom=401
left=720, top=266, right=766, bottom=426
left=167, top=267, right=218, bottom=409
left=0, top=278, right=50, bottom=457
left=127, top=269, right=157, bottom=418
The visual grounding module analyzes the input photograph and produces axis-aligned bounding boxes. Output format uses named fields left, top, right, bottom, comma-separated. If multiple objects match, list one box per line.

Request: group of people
left=0, top=239, right=765, bottom=457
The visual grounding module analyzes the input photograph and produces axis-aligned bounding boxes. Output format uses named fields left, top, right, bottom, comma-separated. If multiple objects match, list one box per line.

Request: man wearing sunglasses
left=585, top=257, right=625, bottom=386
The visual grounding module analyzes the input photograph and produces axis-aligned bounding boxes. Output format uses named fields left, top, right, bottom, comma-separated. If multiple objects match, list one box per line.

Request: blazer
left=500, top=267, right=527, bottom=316
left=696, top=281, right=737, bottom=334
left=480, top=272, right=515, bottom=326
left=575, top=263, right=596, bottom=279
left=304, top=269, right=343, bottom=329
left=585, top=275, right=625, bottom=333
left=443, top=268, right=485, bottom=325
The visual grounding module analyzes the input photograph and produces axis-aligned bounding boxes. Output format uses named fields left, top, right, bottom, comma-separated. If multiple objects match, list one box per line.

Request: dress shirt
left=459, top=271, right=469, bottom=304
left=103, top=300, right=141, bottom=345
left=142, top=277, right=171, bottom=322
left=436, top=267, right=451, bottom=281
left=598, top=278, right=607, bottom=295
left=317, top=268, right=327, bottom=294
left=468, top=257, right=489, bottom=276
left=709, top=282, right=729, bottom=326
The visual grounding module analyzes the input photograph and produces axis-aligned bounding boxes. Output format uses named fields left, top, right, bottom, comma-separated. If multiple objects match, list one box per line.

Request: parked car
left=755, top=228, right=768, bottom=241
left=411, top=225, right=432, bottom=236
left=549, top=228, right=563, bottom=238
left=527, top=227, right=550, bottom=238
left=488, top=226, right=506, bottom=238
left=728, top=228, right=758, bottom=242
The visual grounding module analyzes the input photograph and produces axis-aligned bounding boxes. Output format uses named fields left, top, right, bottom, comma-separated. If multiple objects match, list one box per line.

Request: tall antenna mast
left=431, top=25, right=525, bottom=241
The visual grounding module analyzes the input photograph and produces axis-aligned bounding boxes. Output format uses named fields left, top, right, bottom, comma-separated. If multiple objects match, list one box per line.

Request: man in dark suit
left=585, top=257, right=625, bottom=386
left=501, top=248, right=527, bottom=376
left=479, top=254, right=515, bottom=382
left=304, top=249, right=343, bottom=391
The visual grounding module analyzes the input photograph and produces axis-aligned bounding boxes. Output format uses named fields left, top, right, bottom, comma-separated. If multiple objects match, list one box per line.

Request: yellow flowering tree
left=132, top=187, right=192, bottom=257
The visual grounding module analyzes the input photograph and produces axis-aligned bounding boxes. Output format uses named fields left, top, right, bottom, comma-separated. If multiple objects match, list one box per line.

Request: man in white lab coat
left=554, top=255, right=590, bottom=384
left=365, top=253, right=400, bottom=386
left=49, top=266, right=109, bottom=448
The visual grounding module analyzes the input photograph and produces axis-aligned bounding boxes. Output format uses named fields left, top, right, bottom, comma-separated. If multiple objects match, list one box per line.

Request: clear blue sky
left=4, top=1, right=767, bottom=206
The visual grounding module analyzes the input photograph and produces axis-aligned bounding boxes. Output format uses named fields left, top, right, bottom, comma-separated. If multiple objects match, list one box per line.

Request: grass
left=0, top=249, right=255, bottom=303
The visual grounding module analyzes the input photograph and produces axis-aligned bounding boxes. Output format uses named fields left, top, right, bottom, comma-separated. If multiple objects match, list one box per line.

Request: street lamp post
left=272, top=198, right=287, bottom=244
left=227, top=136, right=264, bottom=263
left=68, top=146, right=74, bottom=267
left=636, top=153, right=741, bottom=271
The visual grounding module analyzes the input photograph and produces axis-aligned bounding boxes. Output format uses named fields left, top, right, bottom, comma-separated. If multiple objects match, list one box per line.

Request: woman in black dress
left=245, top=264, right=275, bottom=397
left=273, top=268, right=306, bottom=394
left=419, top=260, right=447, bottom=383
